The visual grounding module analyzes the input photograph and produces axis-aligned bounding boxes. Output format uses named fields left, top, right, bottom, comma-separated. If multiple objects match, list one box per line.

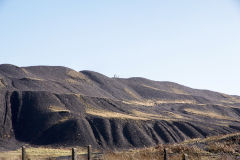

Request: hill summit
left=0, top=64, right=240, bottom=150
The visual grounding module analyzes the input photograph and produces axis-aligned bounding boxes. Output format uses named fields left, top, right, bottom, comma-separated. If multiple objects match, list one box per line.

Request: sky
left=0, top=0, right=240, bottom=95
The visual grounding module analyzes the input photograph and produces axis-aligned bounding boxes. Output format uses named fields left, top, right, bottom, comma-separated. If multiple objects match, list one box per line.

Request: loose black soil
left=0, top=64, right=240, bottom=150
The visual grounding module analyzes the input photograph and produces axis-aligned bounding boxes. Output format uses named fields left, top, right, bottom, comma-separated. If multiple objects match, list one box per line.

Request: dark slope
left=0, top=64, right=240, bottom=150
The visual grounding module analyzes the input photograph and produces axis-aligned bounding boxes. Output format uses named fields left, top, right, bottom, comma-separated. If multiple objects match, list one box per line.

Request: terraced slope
left=0, top=64, right=240, bottom=150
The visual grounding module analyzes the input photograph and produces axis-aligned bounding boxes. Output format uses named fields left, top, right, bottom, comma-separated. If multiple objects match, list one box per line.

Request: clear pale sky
left=0, top=0, right=240, bottom=95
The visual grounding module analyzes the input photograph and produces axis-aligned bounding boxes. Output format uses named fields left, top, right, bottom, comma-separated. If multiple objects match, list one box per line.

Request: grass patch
left=103, top=132, right=240, bottom=160
left=65, top=78, right=80, bottom=84
left=132, top=110, right=185, bottom=121
left=141, top=84, right=163, bottom=91
left=67, top=70, right=88, bottom=81
left=124, top=88, right=141, bottom=100
left=184, top=108, right=237, bottom=121
left=0, top=79, right=5, bottom=88
left=86, top=108, right=148, bottom=120
left=48, top=105, right=70, bottom=113
left=21, top=68, right=30, bottom=75
left=123, top=99, right=197, bottom=107
left=220, top=94, right=240, bottom=104
left=141, top=84, right=189, bottom=95
left=1, top=133, right=240, bottom=160
left=0, top=147, right=87, bottom=160
left=123, top=100, right=155, bottom=106
left=66, top=70, right=92, bottom=85
left=171, top=88, right=189, bottom=95
left=155, top=99, right=196, bottom=104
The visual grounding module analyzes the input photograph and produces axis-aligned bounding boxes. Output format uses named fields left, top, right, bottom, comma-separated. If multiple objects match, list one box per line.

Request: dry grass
left=0, top=147, right=87, bottom=160
left=220, top=95, right=240, bottom=104
left=76, top=94, right=192, bottom=121
left=21, top=68, right=30, bottom=75
left=165, top=111, right=185, bottom=119
left=103, top=132, right=240, bottom=160
left=123, top=100, right=155, bottom=106
left=66, top=70, right=92, bottom=85
left=124, top=88, right=141, bottom=100
left=219, top=93, right=240, bottom=104
left=76, top=95, right=97, bottom=112
left=67, top=70, right=85, bottom=79
left=48, top=105, right=70, bottom=113
left=184, top=108, right=238, bottom=121
left=67, top=70, right=89, bottom=81
left=102, top=145, right=204, bottom=160
left=56, top=117, right=71, bottom=124
left=103, top=148, right=163, bottom=160
left=86, top=108, right=148, bottom=120
left=141, top=84, right=189, bottom=95
left=170, top=88, right=189, bottom=95
left=85, top=107, right=185, bottom=121
left=183, top=132, right=240, bottom=144
left=24, top=77, right=44, bottom=81
left=132, top=110, right=185, bottom=121
left=65, top=78, right=80, bottom=84
left=132, top=110, right=166, bottom=120
left=141, top=84, right=163, bottom=91
left=0, top=150, right=21, bottom=160
left=155, top=99, right=196, bottom=104
left=206, top=142, right=235, bottom=154
left=0, top=79, right=4, bottom=88
left=1, top=133, right=240, bottom=160
left=123, top=99, right=197, bottom=107
left=77, top=94, right=186, bottom=120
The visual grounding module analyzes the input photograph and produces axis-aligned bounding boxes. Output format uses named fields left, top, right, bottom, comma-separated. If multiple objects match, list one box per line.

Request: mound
left=0, top=64, right=240, bottom=150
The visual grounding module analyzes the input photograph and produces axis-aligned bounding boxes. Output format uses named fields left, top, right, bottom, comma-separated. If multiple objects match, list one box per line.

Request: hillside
left=0, top=64, right=240, bottom=150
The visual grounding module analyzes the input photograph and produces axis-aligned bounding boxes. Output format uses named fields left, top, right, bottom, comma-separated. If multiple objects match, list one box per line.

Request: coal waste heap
left=1, top=64, right=240, bottom=150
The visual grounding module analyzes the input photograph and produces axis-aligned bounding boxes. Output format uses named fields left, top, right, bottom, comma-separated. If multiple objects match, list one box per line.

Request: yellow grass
left=48, top=105, right=70, bottom=112
left=165, top=111, right=185, bottom=119
left=86, top=107, right=184, bottom=121
left=24, top=77, right=43, bottom=81
left=66, top=70, right=93, bottom=85
left=141, top=84, right=162, bottom=91
left=183, top=132, right=240, bottom=145
left=123, top=99, right=197, bottom=107
left=0, top=79, right=4, bottom=88
left=56, top=116, right=71, bottom=123
left=86, top=108, right=148, bottom=120
left=0, top=147, right=87, bottom=160
left=124, top=88, right=141, bottom=100
left=65, top=78, right=80, bottom=84
left=171, top=88, right=189, bottom=95
left=132, top=110, right=185, bottom=121
left=77, top=94, right=94, bottom=109
left=123, top=100, right=155, bottom=106
left=1, top=133, right=240, bottom=160
left=155, top=99, right=196, bottom=104
left=102, top=144, right=204, bottom=160
left=184, top=108, right=236, bottom=121
left=103, top=132, right=240, bottom=160
left=132, top=110, right=166, bottom=119
left=21, top=68, right=44, bottom=81
left=141, top=84, right=189, bottom=95
left=67, top=70, right=89, bottom=81
left=220, top=94, right=240, bottom=104
left=21, top=68, right=30, bottom=75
